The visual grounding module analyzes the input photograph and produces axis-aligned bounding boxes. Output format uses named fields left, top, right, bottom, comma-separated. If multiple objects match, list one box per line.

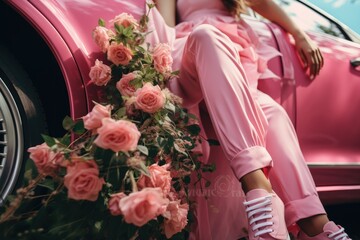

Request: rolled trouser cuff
left=285, top=194, right=326, bottom=227
left=230, top=146, right=273, bottom=180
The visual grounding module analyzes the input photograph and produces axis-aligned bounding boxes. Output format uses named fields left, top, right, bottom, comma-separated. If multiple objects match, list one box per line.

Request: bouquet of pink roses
left=0, top=4, right=214, bottom=240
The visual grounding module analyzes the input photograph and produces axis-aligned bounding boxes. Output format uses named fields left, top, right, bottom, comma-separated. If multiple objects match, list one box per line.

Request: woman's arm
left=250, top=0, right=323, bottom=79
left=153, top=0, right=176, bottom=27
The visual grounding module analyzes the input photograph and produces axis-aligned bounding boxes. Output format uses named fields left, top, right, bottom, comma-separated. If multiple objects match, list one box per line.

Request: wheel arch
left=1, top=1, right=91, bottom=137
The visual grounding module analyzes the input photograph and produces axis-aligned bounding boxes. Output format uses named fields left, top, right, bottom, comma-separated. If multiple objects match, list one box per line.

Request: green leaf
left=73, top=120, right=85, bottom=135
left=174, top=143, right=188, bottom=156
left=171, top=69, right=180, bottom=76
left=154, top=112, right=162, bottom=123
left=146, top=2, right=156, bottom=9
left=23, top=168, right=33, bottom=182
left=123, top=27, right=133, bottom=36
left=62, top=115, right=74, bottom=131
left=114, top=23, right=122, bottom=34
left=94, top=148, right=115, bottom=162
left=94, top=221, right=102, bottom=231
left=207, top=139, right=220, bottom=146
left=115, top=107, right=126, bottom=119
left=185, top=124, right=201, bottom=136
left=147, top=145, right=159, bottom=158
left=38, top=178, right=55, bottom=191
left=137, top=145, right=148, bottom=156
left=98, top=18, right=106, bottom=27
left=41, top=134, right=56, bottom=147
left=179, top=109, right=187, bottom=119
left=59, top=133, right=71, bottom=146
left=24, top=157, right=38, bottom=179
left=183, top=175, right=191, bottom=184
left=130, top=77, right=143, bottom=89
left=202, top=163, right=216, bottom=172
left=165, top=102, right=176, bottom=113
left=157, top=137, right=166, bottom=147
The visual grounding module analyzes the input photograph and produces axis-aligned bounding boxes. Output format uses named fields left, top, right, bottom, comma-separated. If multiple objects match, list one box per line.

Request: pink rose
left=82, top=103, right=111, bottom=132
left=64, top=158, right=105, bottom=201
left=110, top=13, right=139, bottom=29
left=163, top=201, right=189, bottom=238
left=135, top=83, right=165, bottom=113
left=116, top=72, right=138, bottom=97
left=119, top=188, right=169, bottom=227
left=152, top=43, right=173, bottom=74
left=27, top=143, right=63, bottom=176
left=92, top=26, right=114, bottom=53
left=167, top=188, right=187, bottom=202
left=137, top=163, right=172, bottom=196
left=108, top=192, right=127, bottom=216
left=89, top=59, right=112, bottom=86
left=107, top=42, right=133, bottom=66
left=94, top=118, right=140, bottom=152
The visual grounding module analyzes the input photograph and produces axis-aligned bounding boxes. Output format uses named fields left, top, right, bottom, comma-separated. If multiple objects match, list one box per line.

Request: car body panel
left=294, top=32, right=360, bottom=151
left=5, top=0, right=360, bottom=204
left=8, top=0, right=88, bottom=119
left=7, top=0, right=147, bottom=118
left=28, top=0, right=148, bottom=114
left=256, top=21, right=360, bottom=203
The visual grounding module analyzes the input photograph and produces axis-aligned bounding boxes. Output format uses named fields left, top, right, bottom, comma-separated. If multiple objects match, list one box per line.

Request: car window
left=255, top=0, right=346, bottom=39
left=277, top=0, right=346, bottom=38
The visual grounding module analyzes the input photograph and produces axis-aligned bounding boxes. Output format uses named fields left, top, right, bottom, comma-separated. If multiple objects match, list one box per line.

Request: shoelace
left=244, top=195, right=273, bottom=237
left=328, top=227, right=351, bottom=240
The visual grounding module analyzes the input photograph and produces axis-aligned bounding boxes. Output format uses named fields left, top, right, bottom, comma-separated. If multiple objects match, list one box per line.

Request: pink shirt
left=177, top=0, right=229, bottom=22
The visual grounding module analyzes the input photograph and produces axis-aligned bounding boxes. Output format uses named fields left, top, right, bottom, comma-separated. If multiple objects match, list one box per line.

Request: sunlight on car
left=277, top=0, right=346, bottom=38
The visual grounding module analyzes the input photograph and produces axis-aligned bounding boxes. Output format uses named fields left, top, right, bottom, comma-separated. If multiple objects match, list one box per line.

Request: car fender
left=7, top=0, right=146, bottom=118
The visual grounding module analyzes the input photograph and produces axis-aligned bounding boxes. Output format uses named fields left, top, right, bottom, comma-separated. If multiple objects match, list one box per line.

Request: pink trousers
left=176, top=24, right=326, bottom=239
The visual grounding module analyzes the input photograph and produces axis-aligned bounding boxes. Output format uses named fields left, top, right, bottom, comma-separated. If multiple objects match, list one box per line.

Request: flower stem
left=0, top=174, right=45, bottom=223
left=129, top=170, right=138, bottom=192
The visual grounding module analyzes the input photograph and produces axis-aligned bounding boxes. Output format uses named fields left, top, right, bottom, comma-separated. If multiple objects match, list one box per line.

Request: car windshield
left=307, top=0, right=360, bottom=36
left=247, top=0, right=360, bottom=44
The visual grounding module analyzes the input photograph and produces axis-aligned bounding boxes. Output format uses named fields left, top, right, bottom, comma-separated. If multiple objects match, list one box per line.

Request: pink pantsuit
left=145, top=0, right=326, bottom=239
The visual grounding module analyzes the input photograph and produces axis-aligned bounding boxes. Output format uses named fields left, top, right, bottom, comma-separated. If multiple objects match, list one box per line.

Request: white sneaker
left=298, top=221, right=351, bottom=240
left=244, top=189, right=289, bottom=240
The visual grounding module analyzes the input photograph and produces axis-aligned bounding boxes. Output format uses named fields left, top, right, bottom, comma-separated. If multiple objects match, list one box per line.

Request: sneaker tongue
left=323, top=221, right=341, bottom=233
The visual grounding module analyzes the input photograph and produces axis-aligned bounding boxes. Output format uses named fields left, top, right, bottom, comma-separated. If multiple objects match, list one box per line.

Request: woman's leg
left=257, top=91, right=351, bottom=239
left=179, top=24, right=271, bottom=180
left=256, top=92, right=326, bottom=225
left=179, top=24, right=288, bottom=239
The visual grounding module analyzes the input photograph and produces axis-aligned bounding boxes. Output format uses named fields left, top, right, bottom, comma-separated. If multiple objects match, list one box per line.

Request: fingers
left=295, top=35, right=324, bottom=80
left=316, top=48, right=324, bottom=69
left=300, top=47, right=323, bottom=80
left=309, top=48, right=324, bottom=79
left=299, top=49, right=308, bottom=68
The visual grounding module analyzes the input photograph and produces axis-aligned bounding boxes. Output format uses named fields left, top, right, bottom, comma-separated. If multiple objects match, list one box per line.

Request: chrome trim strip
left=308, top=163, right=360, bottom=167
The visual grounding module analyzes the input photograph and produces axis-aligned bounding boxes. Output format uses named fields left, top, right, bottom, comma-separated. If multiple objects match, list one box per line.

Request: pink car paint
left=5, top=0, right=360, bottom=204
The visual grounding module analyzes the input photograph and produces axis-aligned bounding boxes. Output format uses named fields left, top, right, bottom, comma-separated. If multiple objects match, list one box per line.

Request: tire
left=0, top=45, right=46, bottom=206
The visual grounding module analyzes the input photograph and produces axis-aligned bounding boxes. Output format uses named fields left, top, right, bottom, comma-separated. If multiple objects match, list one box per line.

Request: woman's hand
left=250, top=0, right=324, bottom=79
left=294, top=33, right=324, bottom=80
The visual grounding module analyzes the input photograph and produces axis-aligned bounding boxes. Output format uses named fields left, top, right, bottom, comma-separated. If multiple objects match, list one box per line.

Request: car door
left=253, top=0, right=360, bottom=204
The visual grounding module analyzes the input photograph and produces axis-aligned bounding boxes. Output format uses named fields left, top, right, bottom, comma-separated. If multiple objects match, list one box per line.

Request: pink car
left=0, top=0, right=359, bottom=206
